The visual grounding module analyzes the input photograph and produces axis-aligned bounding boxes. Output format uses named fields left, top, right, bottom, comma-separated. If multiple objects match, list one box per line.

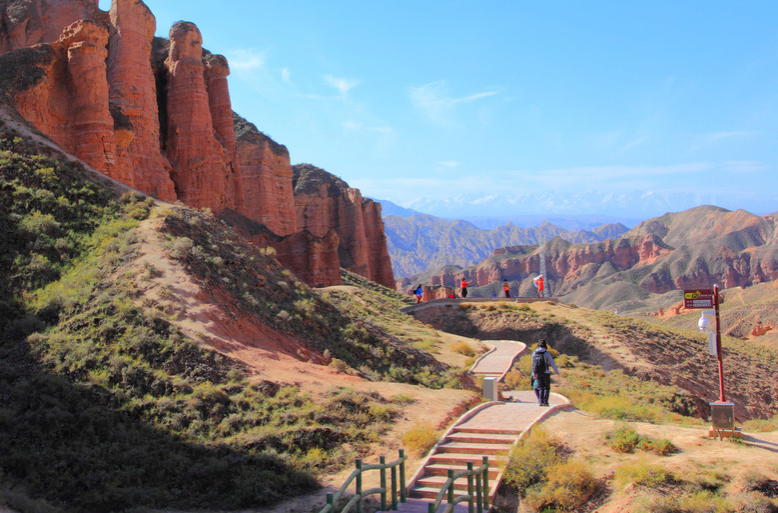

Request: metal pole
left=714, top=284, right=726, bottom=402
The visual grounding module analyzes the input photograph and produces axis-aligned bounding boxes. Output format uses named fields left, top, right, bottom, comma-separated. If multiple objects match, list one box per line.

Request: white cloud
left=409, top=80, right=499, bottom=126
left=225, top=48, right=266, bottom=71
left=720, top=161, right=769, bottom=174
left=323, top=74, right=361, bottom=97
left=701, top=131, right=759, bottom=143
left=436, top=161, right=462, bottom=168
left=281, top=67, right=292, bottom=84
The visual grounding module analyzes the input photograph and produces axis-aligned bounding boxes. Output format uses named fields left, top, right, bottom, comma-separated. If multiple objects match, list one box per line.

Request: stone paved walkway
left=469, top=340, right=526, bottom=380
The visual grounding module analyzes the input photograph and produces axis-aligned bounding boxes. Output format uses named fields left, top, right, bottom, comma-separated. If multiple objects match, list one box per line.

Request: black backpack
left=532, top=351, right=548, bottom=375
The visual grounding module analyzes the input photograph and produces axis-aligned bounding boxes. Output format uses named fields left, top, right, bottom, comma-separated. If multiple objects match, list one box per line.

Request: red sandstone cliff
left=293, top=164, right=395, bottom=288
left=233, top=113, right=298, bottom=236
left=0, top=0, right=395, bottom=289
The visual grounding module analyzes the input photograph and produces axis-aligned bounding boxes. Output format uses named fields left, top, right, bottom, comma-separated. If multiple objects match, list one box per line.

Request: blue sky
left=101, top=1, right=778, bottom=219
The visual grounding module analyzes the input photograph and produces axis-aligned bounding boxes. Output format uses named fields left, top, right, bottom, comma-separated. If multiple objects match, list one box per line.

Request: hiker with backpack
left=531, top=339, right=560, bottom=406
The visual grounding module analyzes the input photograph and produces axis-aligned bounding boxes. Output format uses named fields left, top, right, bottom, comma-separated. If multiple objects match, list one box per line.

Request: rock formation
left=0, top=0, right=395, bottom=289
left=164, top=21, right=234, bottom=211
left=107, top=0, right=175, bottom=200
left=0, top=0, right=103, bottom=53
left=293, top=164, right=395, bottom=288
left=233, top=114, right=298, bottom=236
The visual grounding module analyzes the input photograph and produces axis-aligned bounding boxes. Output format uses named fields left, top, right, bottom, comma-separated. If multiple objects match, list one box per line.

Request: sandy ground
left=531, top=408, right=778, bottom=513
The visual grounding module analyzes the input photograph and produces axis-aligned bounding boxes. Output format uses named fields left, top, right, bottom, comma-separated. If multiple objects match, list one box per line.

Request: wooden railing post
left=355, top=458, right=363, bottom=513
left=428, top=503, right=435, bottom=513
left=326, top=493, right=334, bottom=511
left=476, top=473, right=483, bottom=513
left=482, top=456, right=490, bottom=510
left=467, top=461, right=474, bottom=513
left=391, top=464, right=398, bottom=510
left=447, top=469, right=455, bottom=505
left=399, top=449, right=406, bottom=503
left=380, top=455, right=387, bottom=511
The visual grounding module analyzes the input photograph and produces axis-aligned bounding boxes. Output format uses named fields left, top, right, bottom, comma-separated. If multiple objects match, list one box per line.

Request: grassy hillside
left=0, top=123, right=469, bottom=512
left=411, top=301, right=778, bottom=421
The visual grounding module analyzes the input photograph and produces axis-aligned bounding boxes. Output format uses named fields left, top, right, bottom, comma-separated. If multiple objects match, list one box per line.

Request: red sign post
left=684, top=289, right=714, bottom=309
left=684, top=286, right=734, bottom=438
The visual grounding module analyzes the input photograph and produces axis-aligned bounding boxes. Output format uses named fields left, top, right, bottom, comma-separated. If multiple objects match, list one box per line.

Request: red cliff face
left=233, top=115, right=298, bottom=236
left=293, top=164, right=395, bottom=288
left=0, top=0, right=102, bottom=53
left=1, top=0, right=395, bottom=290
left=106, top=0, right=175, bottom=200
left=9, top=19, right=121, bottom=178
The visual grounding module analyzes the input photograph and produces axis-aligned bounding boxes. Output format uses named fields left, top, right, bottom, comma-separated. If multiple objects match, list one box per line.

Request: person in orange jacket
left=503, top=279, right=511, bottom=298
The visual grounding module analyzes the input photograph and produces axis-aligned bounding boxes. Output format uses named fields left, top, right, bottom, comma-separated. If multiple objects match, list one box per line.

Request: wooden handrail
left=319, top=450, right=407, bottom=513
left=427, top=456, right=490, bottom=513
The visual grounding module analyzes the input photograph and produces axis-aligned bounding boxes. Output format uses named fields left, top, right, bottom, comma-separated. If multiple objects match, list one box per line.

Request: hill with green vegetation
left=0, top=116, right=474, bottom=512
left=2, top=114, right=776, bottom=513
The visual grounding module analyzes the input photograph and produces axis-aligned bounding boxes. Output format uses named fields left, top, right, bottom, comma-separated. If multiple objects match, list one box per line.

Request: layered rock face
left=0, top=0, right=102, bottom=53
left=293, top=164, right=395, bottom=288
left=0, top=0, right=395, bottom=289
left=233, top=114, right=298, bottom=236
left=106, top=0, right=175, bottom=200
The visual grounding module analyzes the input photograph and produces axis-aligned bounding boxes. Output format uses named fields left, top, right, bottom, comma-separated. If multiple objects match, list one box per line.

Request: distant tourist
left=533, top=274, right=545, bottom=298
left=503, top=279, right=511, bottom=298
left=460, top=278, right=470, bottom=298
left=414, top=284, right=423, bottom=304
left=531, top=339, right=560, bottom=407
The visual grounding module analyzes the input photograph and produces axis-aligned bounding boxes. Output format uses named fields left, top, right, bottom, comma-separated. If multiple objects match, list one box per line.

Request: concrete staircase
left=409, top=427, right=517, bottom=500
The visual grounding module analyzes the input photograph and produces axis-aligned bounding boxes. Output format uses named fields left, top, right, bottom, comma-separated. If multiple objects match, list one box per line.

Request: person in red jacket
left=533, top=274, right=545, bottom=298
left=460, top=278, right=470, bottom=298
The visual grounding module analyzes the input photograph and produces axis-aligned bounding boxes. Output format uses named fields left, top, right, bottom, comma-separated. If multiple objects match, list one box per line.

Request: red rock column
left=165, top=21, right=231, bottom=210
left=61, top=20, right=119, bottom=178
left=204, top=53, right=245, bottom=213
left=362, top=199, right=395, bottom=288
left=338, top=188, right=370, bottom=278
left=107, top=0, right=176, bottom=200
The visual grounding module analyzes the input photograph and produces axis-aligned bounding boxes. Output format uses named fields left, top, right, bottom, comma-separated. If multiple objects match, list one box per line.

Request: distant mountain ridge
left=402, top=205, right=778, bottom=312
left=384, top=212, right=628, bottom=278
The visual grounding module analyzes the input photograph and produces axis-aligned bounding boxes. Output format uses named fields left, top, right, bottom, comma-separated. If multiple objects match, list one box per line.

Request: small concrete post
left=483, top=377, right=498, bottom=401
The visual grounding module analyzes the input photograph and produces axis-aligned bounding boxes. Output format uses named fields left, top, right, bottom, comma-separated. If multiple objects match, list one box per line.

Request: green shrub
left=615, top=459, right=675, bottom=489
left=503, top=428, right=564, bottom=493
left=402, top=423, right=440, bottom=456
left=523, top=459, right=598, bottom=512
left=452, top=341, right=476, bottom=356
left=605, top=423, right=642, bottom=453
